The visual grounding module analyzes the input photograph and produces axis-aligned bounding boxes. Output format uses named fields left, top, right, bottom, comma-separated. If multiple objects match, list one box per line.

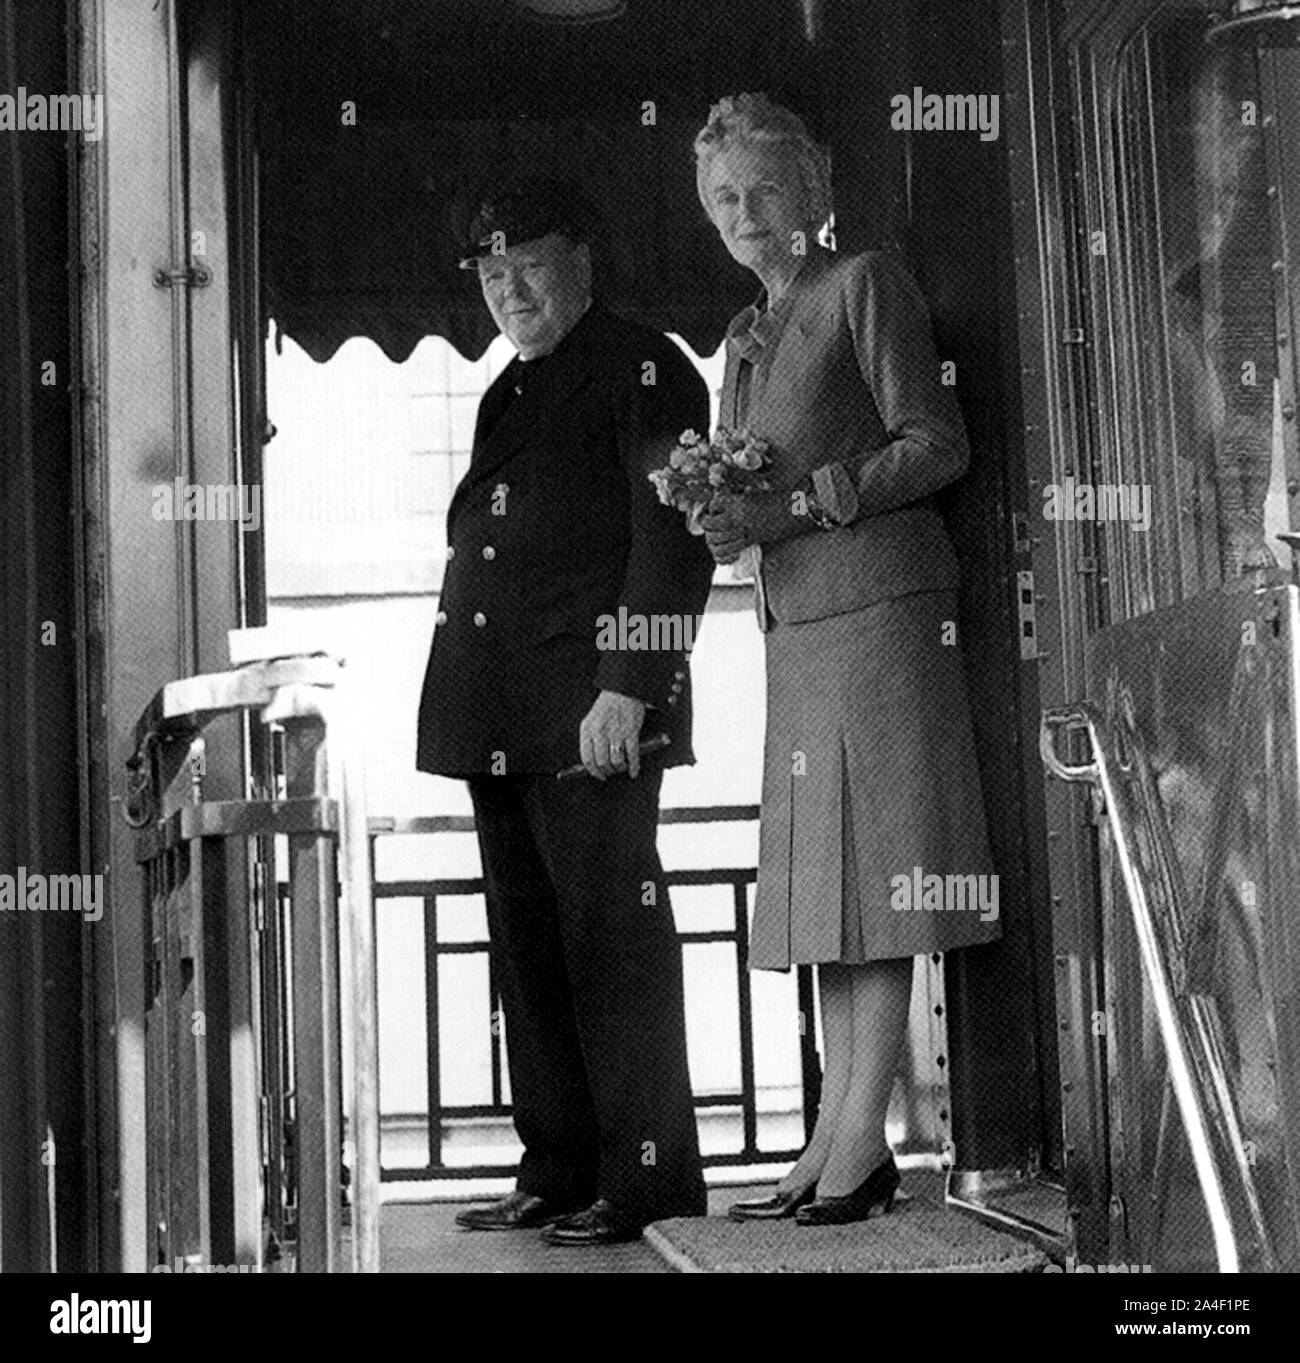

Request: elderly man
left=416, top=179, right=714, bottom=1245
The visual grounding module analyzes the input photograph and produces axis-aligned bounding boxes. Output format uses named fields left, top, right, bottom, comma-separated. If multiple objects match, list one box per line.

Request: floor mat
left=645, top=1198, right=1051, bottom=1274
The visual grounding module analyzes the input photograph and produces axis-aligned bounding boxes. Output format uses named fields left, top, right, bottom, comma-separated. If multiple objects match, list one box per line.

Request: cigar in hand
left=556, top=732, right=671, bottom=781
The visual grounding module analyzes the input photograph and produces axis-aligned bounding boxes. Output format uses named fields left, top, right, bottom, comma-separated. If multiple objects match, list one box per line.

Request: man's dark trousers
left=468, top=761, right=706, bottom=1225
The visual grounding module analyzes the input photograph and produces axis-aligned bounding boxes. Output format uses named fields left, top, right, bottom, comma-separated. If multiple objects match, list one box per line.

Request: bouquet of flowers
left=649, top=427, right=773, bottom=535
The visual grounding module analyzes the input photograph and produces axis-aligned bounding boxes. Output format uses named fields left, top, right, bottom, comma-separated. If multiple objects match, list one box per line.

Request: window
left=1085, top=12, right=1297, bottom=617
left=264, top=329, right=725, bottom=600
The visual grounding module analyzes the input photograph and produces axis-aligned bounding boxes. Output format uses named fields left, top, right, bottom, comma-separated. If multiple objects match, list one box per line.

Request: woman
left=695, top=93, right=1000, bottom=1226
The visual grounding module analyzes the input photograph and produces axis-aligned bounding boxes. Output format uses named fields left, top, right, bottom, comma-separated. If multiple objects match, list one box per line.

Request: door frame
left=77, top=0, right=254, bottom=1271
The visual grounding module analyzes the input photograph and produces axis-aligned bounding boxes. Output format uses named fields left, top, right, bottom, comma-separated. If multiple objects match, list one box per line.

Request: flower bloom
left=648, top=424, right=773, bottom=527
left=649, top=471, right=675, bottom=505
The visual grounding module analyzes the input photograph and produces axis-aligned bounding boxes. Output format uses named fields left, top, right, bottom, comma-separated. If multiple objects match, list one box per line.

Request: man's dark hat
left=457, top=177, right=600, bottom=268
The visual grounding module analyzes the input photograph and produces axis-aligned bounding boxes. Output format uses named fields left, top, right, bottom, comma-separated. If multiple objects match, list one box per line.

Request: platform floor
left=379, top=1188, right=738, bottom=1274
left=378, top=1174, right=1052, bottom=1273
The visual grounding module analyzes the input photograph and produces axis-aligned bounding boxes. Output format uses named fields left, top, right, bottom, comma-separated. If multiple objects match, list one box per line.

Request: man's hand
left=700, top=490, right=815, bottom=564
left=579, top=690, right=648, bottom=780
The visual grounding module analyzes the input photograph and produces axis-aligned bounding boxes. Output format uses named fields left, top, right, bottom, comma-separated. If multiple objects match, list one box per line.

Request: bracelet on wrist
left=804, top=485, right=839, bottom=532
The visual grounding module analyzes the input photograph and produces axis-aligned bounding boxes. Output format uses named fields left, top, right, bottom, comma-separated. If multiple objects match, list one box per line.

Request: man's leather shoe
left=539, top=1198, right=642, bottom=1246
left=454, top=1190, right=574, bottom=1231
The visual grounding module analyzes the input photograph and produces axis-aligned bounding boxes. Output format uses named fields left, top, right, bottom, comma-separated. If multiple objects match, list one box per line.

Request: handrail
left=367, top=805, right=762, bottom=836
left=1040, top=702, right=1240, bottom=1274
left=130, top=650, right=381, bottom=1273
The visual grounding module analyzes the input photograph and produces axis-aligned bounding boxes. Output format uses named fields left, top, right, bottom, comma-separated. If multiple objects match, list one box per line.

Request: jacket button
left=667, top=694, right=679, bottom=706
left=446, top=546, right=456, bottom=560
left=435, top=610, right=448, bottom=626
left=473, top=612, right=487, bottom=628
left=482, top=546, right=496, bottom=560
left=671, top=682, right=683, bottom=694
left=673, top=670, right=685, bottom=681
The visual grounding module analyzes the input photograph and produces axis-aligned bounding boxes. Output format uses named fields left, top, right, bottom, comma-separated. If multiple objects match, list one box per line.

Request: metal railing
left=1041, top=700, right=1247, bottom=1273
left=130, top=652, right=380, bottom=1272
left=366, top=807, right=822, bottom=1181
left=128, top=650, right=817, bottom=1267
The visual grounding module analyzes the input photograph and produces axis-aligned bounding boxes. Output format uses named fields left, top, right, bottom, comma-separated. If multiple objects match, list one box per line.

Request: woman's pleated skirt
left=749, top=589, right=1001, bottom=970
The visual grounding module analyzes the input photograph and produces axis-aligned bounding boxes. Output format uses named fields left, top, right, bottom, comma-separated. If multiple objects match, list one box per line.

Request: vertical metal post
left=423, top=899, right=443, bottom=1173
left=169, top=843, right=204, bottom=1265
left=143, top=854, right=167, bottom=1266
left=282, top=716, right=341, bottom=1272
left=488, top=947, right=504, bottom=1109
left=256, top=839, right=287, bottom=1253
left=194, top=834, right=237, bottom=1264
left=331, top=686, right=382, bottom=1273
left=796, top=967, right=821, bottom=1145
left=733, top=881, right=758, bottom=1158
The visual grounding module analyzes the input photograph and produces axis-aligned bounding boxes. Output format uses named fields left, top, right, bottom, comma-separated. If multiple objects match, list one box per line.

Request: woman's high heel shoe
left=794, top=1156, right=901, bottom=1227
left=728, top=1185, right=816, bottom=1222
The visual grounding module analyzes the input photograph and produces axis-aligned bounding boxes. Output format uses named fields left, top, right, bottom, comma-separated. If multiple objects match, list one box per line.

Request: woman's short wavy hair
left=694, top=93, right=833, bottom=228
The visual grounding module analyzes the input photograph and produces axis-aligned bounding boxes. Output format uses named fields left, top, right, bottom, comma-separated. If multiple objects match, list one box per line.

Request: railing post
left=1041, top=703, right=1241, bottom=1273
left=281, top=713, right=342, bottom=1272
left=328, top=691, right=382, bottom=1274
left=132, top=650, right=379, bottom=1272
left=796, top=967, right=822, bottom=1145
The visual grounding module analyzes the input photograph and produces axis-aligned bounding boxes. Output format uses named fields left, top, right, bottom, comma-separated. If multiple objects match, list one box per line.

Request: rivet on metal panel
left=1059, top=1018, right=1070, bottom=1031
left=1062, top=1081, right=1072, bottom=1092
left=1055, top=955, right=1067, bottom=967
left=1282, top=404, right=1295, bottom=422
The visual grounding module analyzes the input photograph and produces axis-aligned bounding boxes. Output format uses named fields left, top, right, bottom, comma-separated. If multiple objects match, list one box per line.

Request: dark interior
left=249, top=0, right=913, bottom=361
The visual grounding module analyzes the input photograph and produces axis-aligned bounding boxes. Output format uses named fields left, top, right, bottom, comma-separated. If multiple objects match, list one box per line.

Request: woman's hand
left=700, top=490, right=813, bottom=564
